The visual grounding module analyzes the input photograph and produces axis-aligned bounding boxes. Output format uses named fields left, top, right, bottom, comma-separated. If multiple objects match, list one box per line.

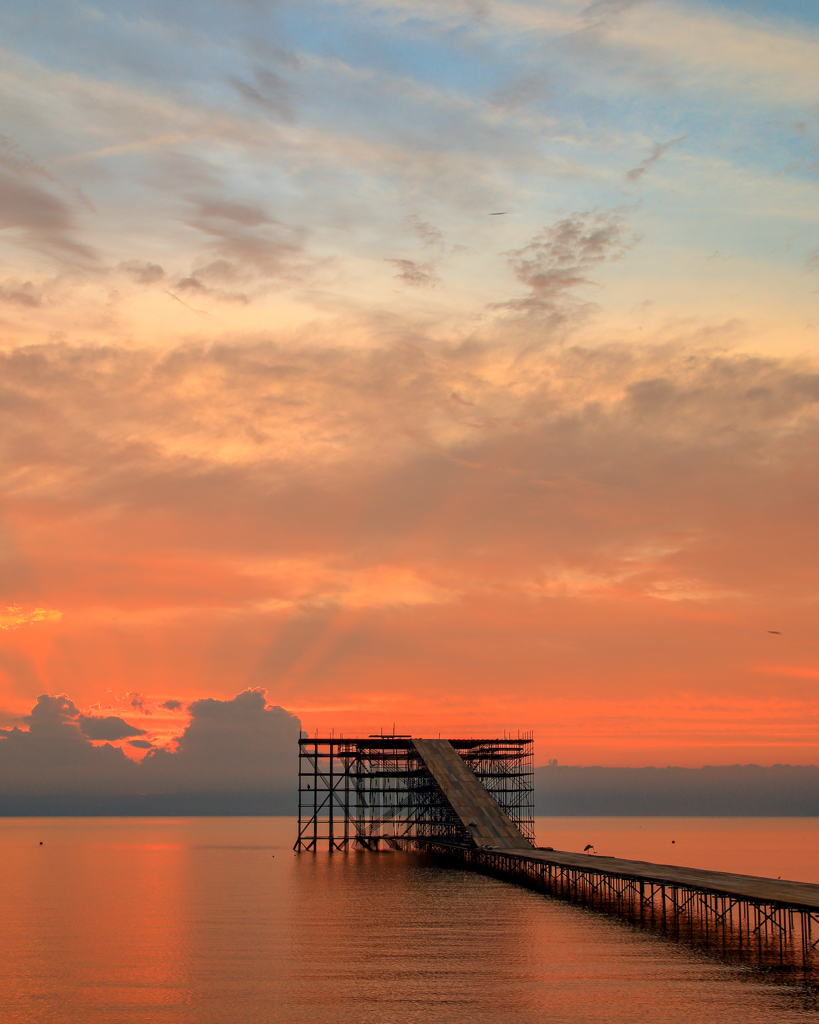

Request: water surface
left=537, top=817, right=819, bottom=882
left=2, top=817, right=818, bottom=1023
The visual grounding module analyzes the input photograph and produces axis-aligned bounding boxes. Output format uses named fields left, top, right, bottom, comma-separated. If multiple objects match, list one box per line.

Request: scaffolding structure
left=294, top=735, right=534, bottom=851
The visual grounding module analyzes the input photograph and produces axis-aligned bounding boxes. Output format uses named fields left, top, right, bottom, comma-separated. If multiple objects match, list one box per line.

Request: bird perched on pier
left=584, top=844, right=595, bottom=853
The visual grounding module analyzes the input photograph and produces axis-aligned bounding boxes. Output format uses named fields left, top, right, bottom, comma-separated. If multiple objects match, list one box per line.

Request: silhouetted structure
left=294, top=734, right=534, bottom=851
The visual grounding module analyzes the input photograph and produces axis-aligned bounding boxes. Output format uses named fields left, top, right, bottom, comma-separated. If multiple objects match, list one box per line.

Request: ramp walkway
left=412, top=738, right=533, bottom=850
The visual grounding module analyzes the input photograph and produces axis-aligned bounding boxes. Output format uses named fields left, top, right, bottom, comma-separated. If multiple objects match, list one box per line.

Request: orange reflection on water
left=2, top=817, right=818, bottom=1024
left=2, top=818, right=194, bottom=1014
left=535, top=817, right=819, bottom=883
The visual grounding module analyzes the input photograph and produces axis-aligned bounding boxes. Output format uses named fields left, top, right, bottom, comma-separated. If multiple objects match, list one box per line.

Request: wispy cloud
left=386, top=258, right=440, bottom=287
left=625, top=136, right=687, bottom=182
left=499, top=210, right=633, bottom=320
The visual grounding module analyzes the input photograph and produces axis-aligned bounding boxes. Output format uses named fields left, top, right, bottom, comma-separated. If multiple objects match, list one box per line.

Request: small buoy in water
left=39, top=842, right=43, bottom=846
left=672, top=840, right=675, bottom=844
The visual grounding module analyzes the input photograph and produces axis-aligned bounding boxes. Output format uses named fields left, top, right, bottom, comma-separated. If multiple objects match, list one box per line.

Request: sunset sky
left=1, top=0, right=819, bottom=768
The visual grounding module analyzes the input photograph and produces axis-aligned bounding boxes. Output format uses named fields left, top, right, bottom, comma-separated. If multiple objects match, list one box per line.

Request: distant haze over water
left=534, top=764, right=819, bottom=816
left=3, top=757, right=819, bottom=816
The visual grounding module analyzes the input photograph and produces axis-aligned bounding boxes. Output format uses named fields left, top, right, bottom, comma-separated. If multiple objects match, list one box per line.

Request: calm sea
left=2, top=817, right=819, bottom=1023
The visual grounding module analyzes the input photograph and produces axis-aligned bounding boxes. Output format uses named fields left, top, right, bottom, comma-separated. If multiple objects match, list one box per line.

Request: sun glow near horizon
left=0, top=0, right=818, bottom=769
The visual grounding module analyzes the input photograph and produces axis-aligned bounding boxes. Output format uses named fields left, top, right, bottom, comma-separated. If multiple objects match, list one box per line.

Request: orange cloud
left=0, top=210, right=817, bottom=768
left=0, top=605, right=62, bottom=631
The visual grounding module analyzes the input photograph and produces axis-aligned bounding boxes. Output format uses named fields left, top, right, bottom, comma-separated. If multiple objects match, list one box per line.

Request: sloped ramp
left=413, top=738, right=533, bottom=850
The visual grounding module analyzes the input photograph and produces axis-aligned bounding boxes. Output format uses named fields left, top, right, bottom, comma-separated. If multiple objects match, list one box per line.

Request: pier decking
left=492, top=847, right=819, bottom=911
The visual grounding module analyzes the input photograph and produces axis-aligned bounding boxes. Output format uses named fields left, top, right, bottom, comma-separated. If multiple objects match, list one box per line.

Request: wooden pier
left=406, top=838, right=819, bottom=969
left=297, top=734, right=819, bottom=971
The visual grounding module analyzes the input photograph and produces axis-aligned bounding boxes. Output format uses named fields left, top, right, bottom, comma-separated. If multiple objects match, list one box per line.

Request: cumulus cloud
left=140, top=689, right=299, bottom=792
left=78, top=714, right=147, bottom=741
left=0, top=690, right=300, bottom=811
left=18, top=694, right=144, bottom=742
left=128, top=692, right=152, bottom=715
left=23, top=693, right=82, bottom=735
left=161, top=699, right=184, bottom=711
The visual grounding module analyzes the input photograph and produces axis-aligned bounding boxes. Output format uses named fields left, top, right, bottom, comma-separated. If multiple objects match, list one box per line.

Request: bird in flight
left=768, top=630, right=781, bottom=635
left=489, top=211, right=507, bottom=215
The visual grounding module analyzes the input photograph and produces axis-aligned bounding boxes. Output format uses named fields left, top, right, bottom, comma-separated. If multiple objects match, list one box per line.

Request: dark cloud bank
left=0, top=689, right=300, bottom=815
left=534, top=765, right=819, bottom=816
left=2, top=694, right=817, bottom=815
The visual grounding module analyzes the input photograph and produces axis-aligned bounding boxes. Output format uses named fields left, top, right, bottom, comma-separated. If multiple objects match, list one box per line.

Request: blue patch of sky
left=2, top=0, right=526, bottom=111
left=277, top=5, right=518, bottom=98
left=1, top=3, right=216, bottom=86
left=704, top=0, right=819, bottom=28
left=3, top=0, right=816, bottom=198
left=6, top=0, right=819, bottom=93
left=1, top=1, right=289, bottom=92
